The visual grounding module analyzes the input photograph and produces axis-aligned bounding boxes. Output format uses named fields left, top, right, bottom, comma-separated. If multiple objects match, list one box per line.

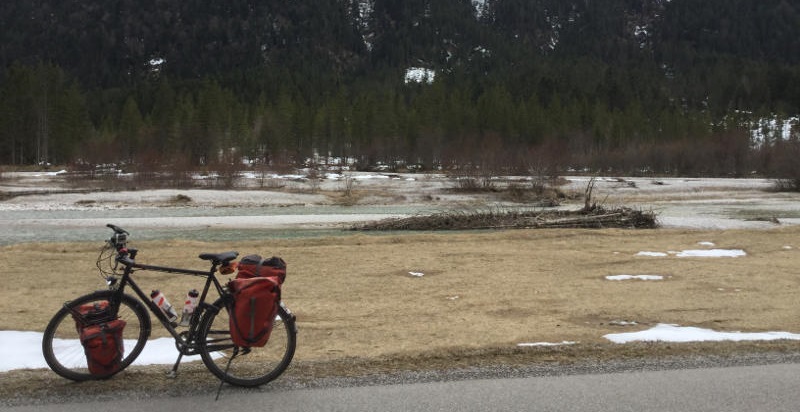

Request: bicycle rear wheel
left=198, top=299, right=296, bottom=387
left=42, top=290, right=151, bottom=381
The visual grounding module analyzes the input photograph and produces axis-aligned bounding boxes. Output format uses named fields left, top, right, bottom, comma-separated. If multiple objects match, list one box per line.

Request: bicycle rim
left=42, top=291, right=151, bottom=381
left=198, top=299, right=296, bottom=387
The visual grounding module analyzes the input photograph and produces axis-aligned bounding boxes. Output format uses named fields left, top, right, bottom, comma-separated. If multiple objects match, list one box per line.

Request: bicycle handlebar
left=106, top=223, right=129, bottom=235
left=106, top=223, right=130, bottom=251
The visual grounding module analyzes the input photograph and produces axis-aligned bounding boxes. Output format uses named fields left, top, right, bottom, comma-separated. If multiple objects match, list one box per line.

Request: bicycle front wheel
left=198, top=299, right=296, bottom=387
left=42, top=290, right=151, bottom=381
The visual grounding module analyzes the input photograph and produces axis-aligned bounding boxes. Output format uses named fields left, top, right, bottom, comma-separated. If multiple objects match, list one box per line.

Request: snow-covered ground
left=604, top=324, right=800, bottom=344
left=516, top=323, right=800, bottom=348
left=1, top=331, right=205, bottom=372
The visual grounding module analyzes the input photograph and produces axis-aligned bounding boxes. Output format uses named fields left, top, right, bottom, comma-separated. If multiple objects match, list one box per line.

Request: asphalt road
left=5, top=362, right=799, bottom=412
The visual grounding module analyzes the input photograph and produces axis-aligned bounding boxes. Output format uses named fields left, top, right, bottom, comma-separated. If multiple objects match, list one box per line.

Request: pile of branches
left=352, top=207, right=658, bottom=231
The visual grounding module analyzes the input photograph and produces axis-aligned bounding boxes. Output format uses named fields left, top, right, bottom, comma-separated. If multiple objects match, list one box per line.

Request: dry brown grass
left=4, top=226, right=800, bottom=400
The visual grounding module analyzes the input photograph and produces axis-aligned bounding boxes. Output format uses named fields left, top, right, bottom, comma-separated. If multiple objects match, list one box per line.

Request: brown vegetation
left=353, top=207, right=657, bottom=231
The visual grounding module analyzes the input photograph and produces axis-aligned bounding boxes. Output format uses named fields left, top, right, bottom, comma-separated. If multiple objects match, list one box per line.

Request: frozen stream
left=0, top=204, right=436, bottom=245
left=3, top=172, right=800, bottom=245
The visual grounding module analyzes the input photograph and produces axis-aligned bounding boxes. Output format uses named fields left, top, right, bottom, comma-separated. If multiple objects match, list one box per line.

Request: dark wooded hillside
left=1, top=0, right=798, bottom=178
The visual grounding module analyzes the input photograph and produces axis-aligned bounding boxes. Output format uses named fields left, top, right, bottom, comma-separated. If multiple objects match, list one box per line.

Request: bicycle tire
left=198, top=298, right=296, bottom=387
left=42, top=290, right=151, bottom=381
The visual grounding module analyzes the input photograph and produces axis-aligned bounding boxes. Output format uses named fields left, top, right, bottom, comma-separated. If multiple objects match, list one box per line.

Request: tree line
left=0, top=0, right=798, bottom=178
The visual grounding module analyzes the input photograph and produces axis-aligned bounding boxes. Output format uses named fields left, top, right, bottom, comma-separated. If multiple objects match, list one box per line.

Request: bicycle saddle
left=198, top=251, right=239, bottom=265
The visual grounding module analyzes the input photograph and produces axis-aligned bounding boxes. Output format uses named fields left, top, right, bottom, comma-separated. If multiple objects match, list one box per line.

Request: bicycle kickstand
left=167, top=353, right=184, bottom=378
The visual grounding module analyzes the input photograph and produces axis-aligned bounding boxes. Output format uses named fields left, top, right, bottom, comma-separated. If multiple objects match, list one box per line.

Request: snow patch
left=637, top=249, right=746, bottom=258
left=0, top=331, right=210, bottom=372
left=636, top=251, right=668, bottom=257
left=604, top=323, right=800, bottom=344
left=605, top=275, right=664, bottom=281
left=405, top=67, right=436, bottom=84
left=675, top=249, right=746, bottom=258
left=517, top=341, right=577, bottom=347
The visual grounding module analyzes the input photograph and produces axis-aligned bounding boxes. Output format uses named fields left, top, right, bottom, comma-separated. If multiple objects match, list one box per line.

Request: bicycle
left=41, top=224, right=297, bottom=387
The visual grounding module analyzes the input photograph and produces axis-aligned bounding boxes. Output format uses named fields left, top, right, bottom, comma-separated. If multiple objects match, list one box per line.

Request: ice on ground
left=605, top=275, right=664, bottom=281
left=636, top=249, right=746, bottom=258
left=604, top=323, right=800, bottom=343
left=636, top=251, right=668, bottom=257
left=517, top=341, right=577, bottom=347
left=609, top=320, right=639, bottom=326
left=676, top=249, right=746, bottom=258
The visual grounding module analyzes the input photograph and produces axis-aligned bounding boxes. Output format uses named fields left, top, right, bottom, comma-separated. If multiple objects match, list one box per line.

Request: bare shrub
left=583, top=177, right=597, bottom=211
left=132, top=150, right=165, bottom=189
left=501, top=181, right=561, bottom=206
left=771, top=179, right=800, bottom=192
left=211, top=156, right=244, bottom=189
left=165, top=155, right=195, bottom=188
left=252, top=163, right=285, bottom=189
left=63, top=164, right=131, bottom=191
left=306, top=169, right=321, bottom=193
left=261, top=177, right=286, bottom=189
left=342, top=175, right=355, bottom=198
left=333, top=175, right=360, bottom=206
left=171, top=194, right=192, bottom=204
left=451, top=165, right=496, bottom=192
left=503, top=182, right=532, bottom=202
left=767, top=138, right=800, bottom=192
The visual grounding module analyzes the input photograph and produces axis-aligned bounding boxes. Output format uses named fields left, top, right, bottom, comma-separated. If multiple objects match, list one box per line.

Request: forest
left=0, top=0, right=798, bottom=179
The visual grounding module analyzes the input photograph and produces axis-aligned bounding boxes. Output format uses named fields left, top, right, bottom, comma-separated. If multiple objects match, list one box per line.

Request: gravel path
left=281, top=351, right=800, bottom=390
left=6, top=351, right=800, bottom=408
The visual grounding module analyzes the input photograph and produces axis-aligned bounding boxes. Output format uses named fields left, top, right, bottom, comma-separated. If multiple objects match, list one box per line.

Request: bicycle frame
left=110, top=251, right=231, bottom=363
left=44, top=224, right=296, bottom=386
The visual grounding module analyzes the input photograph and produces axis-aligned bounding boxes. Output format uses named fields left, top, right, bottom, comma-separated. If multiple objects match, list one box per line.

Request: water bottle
left=151, top=290, right=178, bottom=324
left=179, top=289, right=200, bottom=326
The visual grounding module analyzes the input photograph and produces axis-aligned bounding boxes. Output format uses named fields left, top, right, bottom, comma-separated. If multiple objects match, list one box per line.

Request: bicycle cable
left=95, top=242, right=119, bottom=280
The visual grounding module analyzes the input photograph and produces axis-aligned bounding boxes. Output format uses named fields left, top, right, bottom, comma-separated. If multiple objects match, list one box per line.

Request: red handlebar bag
left=72, top=301, right=112, bottom=333
left=228, top=277, right=280, bottom=348
left=79, top=319, right=126, bottom=375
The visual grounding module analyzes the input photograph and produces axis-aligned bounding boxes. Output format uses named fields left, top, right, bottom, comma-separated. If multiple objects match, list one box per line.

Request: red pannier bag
left=228, top=277, right=280, bottom=348
left=236, top=254, right=286, bottom=285
left=79, top=319, right=126, bottom=375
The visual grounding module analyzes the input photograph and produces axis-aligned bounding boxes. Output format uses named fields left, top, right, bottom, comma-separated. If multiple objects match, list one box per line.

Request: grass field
left=3, top=225, right=800, bottom=401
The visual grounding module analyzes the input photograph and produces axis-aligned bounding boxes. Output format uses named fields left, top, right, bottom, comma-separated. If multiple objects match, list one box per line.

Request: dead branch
left=353, top=207, right=658, bottom=231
